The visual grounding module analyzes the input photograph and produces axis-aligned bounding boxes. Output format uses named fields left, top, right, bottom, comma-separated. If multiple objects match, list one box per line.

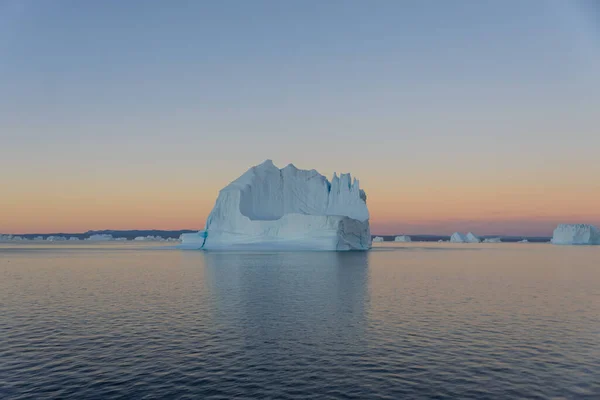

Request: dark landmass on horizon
left=7, top=230, right=551, bottom=243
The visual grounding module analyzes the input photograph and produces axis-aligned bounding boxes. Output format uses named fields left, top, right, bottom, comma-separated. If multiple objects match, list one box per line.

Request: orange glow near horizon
left=3, top=174, right=599, bottom=236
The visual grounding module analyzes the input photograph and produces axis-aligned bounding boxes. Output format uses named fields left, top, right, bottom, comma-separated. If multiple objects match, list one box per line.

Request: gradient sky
left=1, top=0, right=599, bottom=235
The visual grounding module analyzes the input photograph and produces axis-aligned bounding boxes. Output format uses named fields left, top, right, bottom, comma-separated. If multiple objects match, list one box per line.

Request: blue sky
left=1, top=0, right=599, bottom=234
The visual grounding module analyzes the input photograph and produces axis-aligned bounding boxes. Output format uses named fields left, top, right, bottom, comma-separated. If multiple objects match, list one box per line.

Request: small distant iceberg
left=86, top=234, right=114, bottom=241
left=372, top=236, right=384, bottom=242
left=551, top=224, right=600, bottom=245
left=483, top=237, right=502, bottom=243
left=518, top=239, right=529, bottom=243
left=69, top=237, right=80, bottom=241
left=450, top=232, right=468, bottom=243
left=46, top=236, right=67, bottom=241
left=451, top=232, right=480, bottom=243
left=394, top=235, right=411, bottom=242
left=466, top=232, right=481, bottom=243
left=134, top=235, right=166, bottom=242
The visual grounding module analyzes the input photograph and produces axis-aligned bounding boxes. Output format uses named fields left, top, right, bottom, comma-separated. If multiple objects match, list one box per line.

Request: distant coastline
left=1, top=230, right=551, bottom=243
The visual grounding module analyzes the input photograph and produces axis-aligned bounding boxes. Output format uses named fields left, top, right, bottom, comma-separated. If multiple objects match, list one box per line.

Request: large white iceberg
left=551, top=224, right=600, bottom=245
left=181, top=160, right=371, bottom=251
left=394, top=235, right=411, bottom=242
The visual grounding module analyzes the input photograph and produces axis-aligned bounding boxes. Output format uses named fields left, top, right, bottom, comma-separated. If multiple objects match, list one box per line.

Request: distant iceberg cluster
left=551, top=224, right=599, bottom=245
left=134, top=235, right=166, bottom=242
left=394, top=235, right=411, bottom=242
left=181, top=160, right=371, bottom=251
left=0, top=234, right=24, bottom=242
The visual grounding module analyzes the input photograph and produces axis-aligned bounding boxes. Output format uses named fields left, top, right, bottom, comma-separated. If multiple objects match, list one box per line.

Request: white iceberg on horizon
left=483, top=237, right=502, bottom=243
left=86, top=234, right=114, bottom=241
left=181, top=160, right=371, bottom=251
left=46, top=236, right=66, bottom=241
left=372, top=236, right=384, bottom=242
left=466, top=232, right=481, bottom=243
left=551, top=224, right=600, bottom=245
left=394, top=235, right=411, bottom=242
left=450, top=232, right=468, bottom=243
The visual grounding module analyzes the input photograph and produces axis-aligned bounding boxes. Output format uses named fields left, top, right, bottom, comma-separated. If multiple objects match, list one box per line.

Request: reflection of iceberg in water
left=202, top=251, right=370, bottom=349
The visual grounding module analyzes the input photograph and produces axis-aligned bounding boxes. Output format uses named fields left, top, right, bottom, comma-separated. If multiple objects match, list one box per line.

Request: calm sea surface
left=1, top=242, right=599, bottom=399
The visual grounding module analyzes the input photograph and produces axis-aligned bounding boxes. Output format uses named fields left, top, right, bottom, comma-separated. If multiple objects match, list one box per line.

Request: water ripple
left=1, top=244, right=599, bottom=399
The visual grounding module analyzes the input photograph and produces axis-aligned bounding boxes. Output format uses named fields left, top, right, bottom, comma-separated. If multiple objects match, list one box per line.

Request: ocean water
left=1, top=242, right=599, bottom=399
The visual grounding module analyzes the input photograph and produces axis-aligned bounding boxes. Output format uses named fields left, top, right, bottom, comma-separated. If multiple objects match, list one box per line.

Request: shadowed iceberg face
left=552, top=224, right=600, bottom=245
left=182, top=161, right=372, bottom=251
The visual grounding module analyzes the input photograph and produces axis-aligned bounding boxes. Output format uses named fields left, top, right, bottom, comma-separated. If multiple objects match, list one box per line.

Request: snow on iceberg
left=551, top=224, right=600, bottom=245
left=372, top=236, right=384, bottom=242
left=394, top=235, right=411, bottom=242
left=181, top=160, right=371, bottom=251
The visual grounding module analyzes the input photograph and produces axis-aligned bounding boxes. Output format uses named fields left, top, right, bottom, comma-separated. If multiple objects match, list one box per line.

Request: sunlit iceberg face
left=181, top=160, right=371, bottom=251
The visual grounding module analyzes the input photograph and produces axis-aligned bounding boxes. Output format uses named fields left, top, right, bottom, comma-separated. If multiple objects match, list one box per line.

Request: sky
left=1, top=0, right=599, bottom=236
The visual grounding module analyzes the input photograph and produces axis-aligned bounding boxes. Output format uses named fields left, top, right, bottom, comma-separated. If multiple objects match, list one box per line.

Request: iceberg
left=134, top=235, right=166, bottom=241
left=483, top=237, right=502, bottom=243
left=551, top=224, right=600, bottom=245
left=450, top=232, right=468, bottom=243
left=466, top=232, right=481, bottom=243
left=181, top=160, right=371, bottom=251
left=86, top=234, right=114, bottom=241
left=518, top=239, right=529, bottom=243
left=372, top=236, right=384, bottom=242
left=394, top=235, right=411, bottom=242
left=46, top=236, right=66, bottom=241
